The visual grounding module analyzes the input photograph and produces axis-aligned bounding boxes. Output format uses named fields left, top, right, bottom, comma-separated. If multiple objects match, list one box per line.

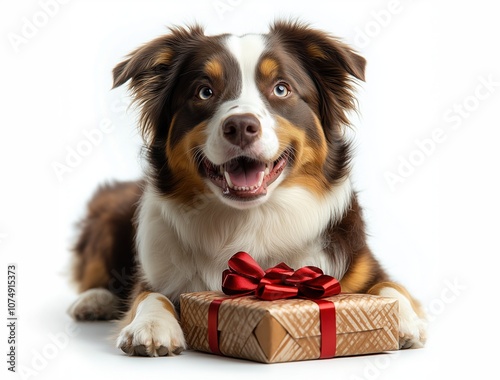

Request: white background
left=1, top=0, right=499, bottom=379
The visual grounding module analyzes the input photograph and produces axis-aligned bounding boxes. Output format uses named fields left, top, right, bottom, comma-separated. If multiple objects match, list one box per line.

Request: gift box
left=180, top=252, right=399, bottom=363
left=180, top=291, right=399, bottom=363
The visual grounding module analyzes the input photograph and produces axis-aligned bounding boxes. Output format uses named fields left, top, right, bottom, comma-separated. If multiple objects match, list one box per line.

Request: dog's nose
left=222, top=113, right=261, bottom=149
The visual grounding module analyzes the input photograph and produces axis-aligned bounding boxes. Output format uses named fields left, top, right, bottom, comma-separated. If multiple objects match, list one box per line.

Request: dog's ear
left=112, top=25, right=206, bottom=88
left=112, top=40, right=170, bottom=89
left=112, top=25, right=205, bottom=142
left=270, top=20, right=365, bottom=132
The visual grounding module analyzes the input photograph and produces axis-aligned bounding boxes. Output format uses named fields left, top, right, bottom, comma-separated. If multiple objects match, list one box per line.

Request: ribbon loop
left=222, top=270, right=259, bottom=295
left=221, top=252, right=341, bottom=300
left=227, top=251, right=266, bottom=279
left=299, top=275, right=342, bottom=299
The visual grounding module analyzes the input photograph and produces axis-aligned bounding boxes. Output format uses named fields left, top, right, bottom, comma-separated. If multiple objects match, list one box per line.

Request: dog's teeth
left=224, top=171, right=265, bottom=192
left=257, top=171, right=265, bottom=185
left=264, top=164, right=270, bottom=176
left=224, top=171, right=234, bottom=189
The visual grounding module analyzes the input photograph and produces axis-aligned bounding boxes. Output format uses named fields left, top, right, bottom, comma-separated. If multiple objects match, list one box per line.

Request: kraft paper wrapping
left=180, top=291, right=399, bottom=363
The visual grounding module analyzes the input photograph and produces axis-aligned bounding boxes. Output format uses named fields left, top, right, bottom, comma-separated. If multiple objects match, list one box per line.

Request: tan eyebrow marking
left=204, top=59, right=224, bottom=79
left=259, top=57, right=280, bottom=79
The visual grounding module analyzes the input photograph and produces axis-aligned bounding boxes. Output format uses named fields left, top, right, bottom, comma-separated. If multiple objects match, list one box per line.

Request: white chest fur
left=135, top=179, right=352, bottom=302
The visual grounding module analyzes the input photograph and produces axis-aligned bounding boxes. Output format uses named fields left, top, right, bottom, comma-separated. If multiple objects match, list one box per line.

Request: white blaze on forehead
left=203, top=34, right=279, bottom=165
left=225, top=33, right=267, bottom=112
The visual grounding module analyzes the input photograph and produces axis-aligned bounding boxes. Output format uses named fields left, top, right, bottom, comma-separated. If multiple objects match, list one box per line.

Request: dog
left=68, top=21, right=427, bottom=356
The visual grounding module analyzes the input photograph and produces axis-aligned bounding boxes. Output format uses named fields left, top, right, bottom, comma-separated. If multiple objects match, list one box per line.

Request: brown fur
left=165, top=121, right=210, bottom=203
left=70, top=21, right=425, bottom=356
left=72, top=181, right=143, bottom=309
left=323, top=194, right=389, bottom=293
left=72, top=21, right=380, bottom=311
left=275, top=115, right=330, bottom=195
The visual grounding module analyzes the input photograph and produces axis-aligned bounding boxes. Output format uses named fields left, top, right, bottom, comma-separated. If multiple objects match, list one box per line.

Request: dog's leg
left=368, top=282, right=427, bottom=349
left=116, top=291, right=186, bottom=357
left=69, top=181, right=143, bottom=321
left=336, top=244, right=427, bottom=349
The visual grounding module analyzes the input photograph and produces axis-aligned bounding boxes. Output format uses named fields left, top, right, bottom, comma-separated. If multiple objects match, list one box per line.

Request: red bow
left=221, top=252, right=341, bottom=300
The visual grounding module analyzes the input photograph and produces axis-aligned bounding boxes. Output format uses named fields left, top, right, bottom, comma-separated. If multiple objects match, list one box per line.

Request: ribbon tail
left=208, top=299, right=224, bottom=355
left=314, top=299, right=336, bottom=359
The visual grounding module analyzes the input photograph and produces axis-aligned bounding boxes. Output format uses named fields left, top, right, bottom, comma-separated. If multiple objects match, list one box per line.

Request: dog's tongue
left=226, top=158, right=266, bottom=188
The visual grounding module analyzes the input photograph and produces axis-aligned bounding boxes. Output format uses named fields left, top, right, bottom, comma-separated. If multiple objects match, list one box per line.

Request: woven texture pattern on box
left=180, top=291, right=399, bottom=363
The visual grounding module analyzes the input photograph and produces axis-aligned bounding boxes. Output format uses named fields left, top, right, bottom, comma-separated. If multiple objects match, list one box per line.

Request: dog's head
left=113, top=21, right=365, bottom=209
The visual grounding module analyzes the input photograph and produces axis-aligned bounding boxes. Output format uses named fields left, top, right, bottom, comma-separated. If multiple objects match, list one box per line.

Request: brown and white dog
left=68, top=21, right=426, bottom=356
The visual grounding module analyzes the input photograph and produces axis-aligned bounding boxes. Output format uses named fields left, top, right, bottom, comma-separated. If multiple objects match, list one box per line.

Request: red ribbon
left=208, top=252, right=341, bottom=359
left=222, top=251, right=341, bottom=300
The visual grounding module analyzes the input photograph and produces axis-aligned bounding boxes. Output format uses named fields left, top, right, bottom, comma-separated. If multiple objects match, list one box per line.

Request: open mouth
left=203, top=150, right=290, bottom=201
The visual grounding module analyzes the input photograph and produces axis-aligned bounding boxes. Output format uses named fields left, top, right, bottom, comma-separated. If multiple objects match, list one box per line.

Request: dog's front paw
left=398, top=306, right=427, bottom=349
left=116, top=293, right=186, bottom=357
left=117, top=316, right=186, bottom=357
left=372, top=283, right=427, bottom=349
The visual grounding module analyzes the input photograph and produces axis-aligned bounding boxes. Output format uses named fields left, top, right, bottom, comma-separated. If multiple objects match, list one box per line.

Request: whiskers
left=189, top=145, right=206, bottom=168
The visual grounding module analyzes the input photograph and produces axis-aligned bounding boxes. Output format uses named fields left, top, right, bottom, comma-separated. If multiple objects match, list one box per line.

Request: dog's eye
left=197, top=86, right=214, bottom=100
left=273, top=83, right=291, bottom=98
